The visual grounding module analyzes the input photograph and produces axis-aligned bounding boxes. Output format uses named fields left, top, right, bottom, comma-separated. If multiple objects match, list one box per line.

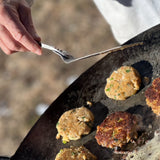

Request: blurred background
left=0, top=0, right=117, bottom=156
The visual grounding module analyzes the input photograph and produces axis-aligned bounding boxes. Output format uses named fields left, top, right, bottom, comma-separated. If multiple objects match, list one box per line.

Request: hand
left=0, top=0, right=42, bottom=55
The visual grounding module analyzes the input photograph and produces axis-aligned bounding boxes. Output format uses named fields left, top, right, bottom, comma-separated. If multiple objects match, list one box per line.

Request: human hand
left=0, top=0, right=42, bottom=55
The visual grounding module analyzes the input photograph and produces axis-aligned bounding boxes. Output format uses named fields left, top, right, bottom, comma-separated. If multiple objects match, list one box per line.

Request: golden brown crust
left=95, top=111, right=138, bottom=148
left=105, top=66, right=141, bottom=100
left=55, top=146, right=97, bottom=160
left=145, top=77, right=160, bottom=115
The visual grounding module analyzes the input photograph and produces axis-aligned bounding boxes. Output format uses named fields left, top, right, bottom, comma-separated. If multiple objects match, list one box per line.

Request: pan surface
left=11, top=24, right=160, bottom=160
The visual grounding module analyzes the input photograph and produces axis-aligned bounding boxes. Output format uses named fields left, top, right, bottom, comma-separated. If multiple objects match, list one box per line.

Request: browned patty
left=95, top=111, right=138, bottom=148
left=145, top=77, right=160, bottom=115
left=105, top=66, right=141, bottom=100
left=56, top=107, right=94, bottom=143
left=55, top=146, right=97, bottom=160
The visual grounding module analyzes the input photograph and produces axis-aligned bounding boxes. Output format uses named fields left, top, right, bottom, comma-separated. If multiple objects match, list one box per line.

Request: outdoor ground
left=0, top=0, right=117, bottom=156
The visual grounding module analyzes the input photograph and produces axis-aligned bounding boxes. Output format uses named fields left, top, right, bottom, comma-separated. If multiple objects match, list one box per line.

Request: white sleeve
left=93, top=0, right=160, bottom=44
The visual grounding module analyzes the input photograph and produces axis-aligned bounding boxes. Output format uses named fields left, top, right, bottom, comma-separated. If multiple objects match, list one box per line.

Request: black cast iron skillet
left=3, top=24, right=160, bottom=160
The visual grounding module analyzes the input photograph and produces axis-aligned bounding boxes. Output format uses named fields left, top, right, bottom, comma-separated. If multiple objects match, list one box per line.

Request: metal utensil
left=41, top=42, right=143, bottom=64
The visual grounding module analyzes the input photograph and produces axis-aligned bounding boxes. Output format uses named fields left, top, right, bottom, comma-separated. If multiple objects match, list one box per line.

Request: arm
left=0, top=0, right=41, bottom=55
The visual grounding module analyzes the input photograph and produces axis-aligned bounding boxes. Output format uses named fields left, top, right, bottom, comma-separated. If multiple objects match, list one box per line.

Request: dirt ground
left=0, top=0, right=117, bottom=157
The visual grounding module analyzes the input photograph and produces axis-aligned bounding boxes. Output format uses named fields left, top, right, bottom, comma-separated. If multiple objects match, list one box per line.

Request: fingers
left=3, top=15, right=42, bottom=55
left=0, top=4, right=42, bottom=55
left=0, top=39, right=13, bottom=55
left=0, top=24, right=28, bottom=54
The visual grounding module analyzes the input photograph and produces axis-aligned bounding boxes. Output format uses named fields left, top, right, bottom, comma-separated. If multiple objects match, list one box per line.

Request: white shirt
left=93, top=0, right=160, bottom=44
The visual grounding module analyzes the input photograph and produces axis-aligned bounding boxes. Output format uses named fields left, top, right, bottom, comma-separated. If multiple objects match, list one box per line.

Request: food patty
left=105, top=66, right=141, bottom=100
left=56, top=107, right=94, bottom=143
left=95, top=111, right=138, bottom=148
left=145, top=77, right=160, bottom=115
left=55, top=146, right=97, bottom=160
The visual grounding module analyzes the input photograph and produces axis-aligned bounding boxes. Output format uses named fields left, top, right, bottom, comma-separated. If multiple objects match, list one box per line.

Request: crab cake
left=56, top=107, right=94, bottom=143
left=95, top=111, right=138, bottom=149
left=145, top=77, right=160, bottom=115
left=55, top=146, right=97, bottom=160
left=105, top=66, right=141, bottom=100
